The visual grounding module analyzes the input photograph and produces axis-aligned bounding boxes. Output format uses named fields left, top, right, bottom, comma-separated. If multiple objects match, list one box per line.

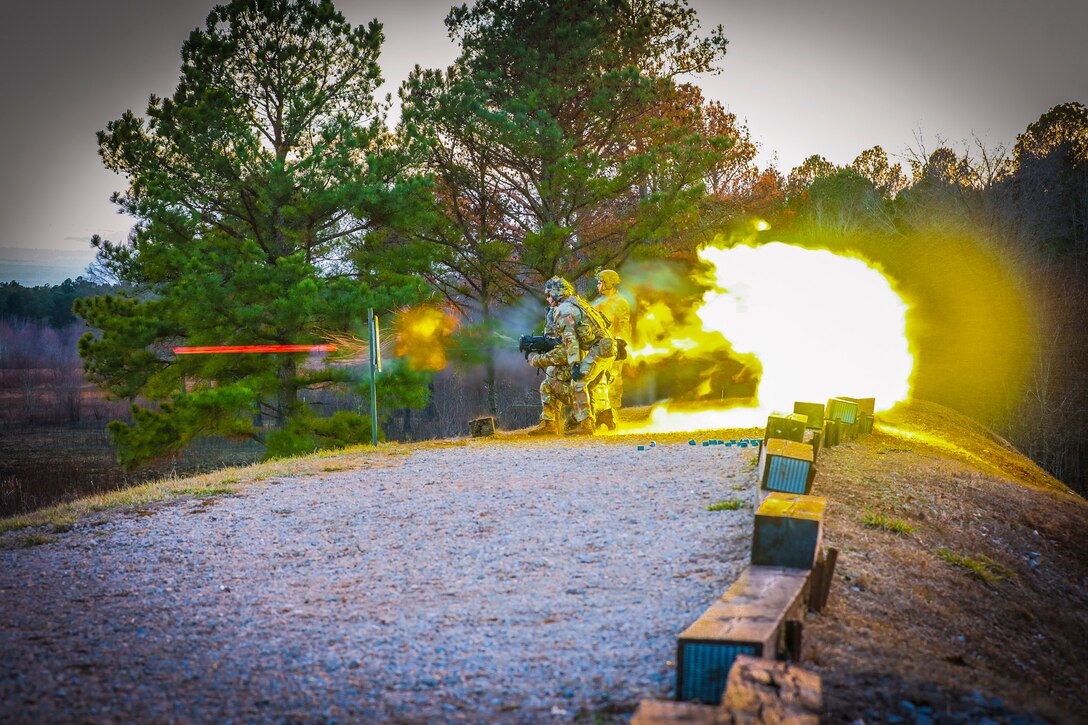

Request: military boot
left=527, top=420, right=559, bottom=436
left=565, top=417, right=597, bottom=436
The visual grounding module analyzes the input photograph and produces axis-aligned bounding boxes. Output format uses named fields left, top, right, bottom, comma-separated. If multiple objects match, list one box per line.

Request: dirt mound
left=807, top=399, right=1087, bottom=723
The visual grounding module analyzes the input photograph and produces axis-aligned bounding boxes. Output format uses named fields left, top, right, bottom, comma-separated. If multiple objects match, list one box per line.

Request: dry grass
left=14, top=533, right=55, bottom=548
left=706, top=499, right=744, bottom=512
left=0, top=416, right=763, bottom=535
left=936, top=547, right=1013, bottom=585
left=861, top=511, right=917, bottom=535
left=0, top=440, right=422, bottom=533
left=3, top=423, right=641, bottom=536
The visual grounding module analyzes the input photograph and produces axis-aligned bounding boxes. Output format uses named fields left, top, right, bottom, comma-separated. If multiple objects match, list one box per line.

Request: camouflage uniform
left=538, top=366, right=575, bottom=424
left=592, top=270, right=631, bottom=409
left=528, top=277, right=615, bottom=427
left=537, top=307, right=575, bottom=424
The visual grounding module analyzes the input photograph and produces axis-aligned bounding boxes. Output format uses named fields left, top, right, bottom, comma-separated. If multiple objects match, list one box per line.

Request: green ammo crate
left=758, top=439, right=815, bottom=495
left=792, top=401, right=826, bottom=429
left=841, top=397, right=876, bottom=416
left=825, top=397, right=859, bottom=425
left=764, top=412, right=808, bottom=443
left=751, top=492, right=827, bottom=570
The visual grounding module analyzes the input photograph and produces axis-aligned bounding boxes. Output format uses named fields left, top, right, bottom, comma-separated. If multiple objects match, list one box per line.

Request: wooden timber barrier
left=632, top=396, right=877, bottom=724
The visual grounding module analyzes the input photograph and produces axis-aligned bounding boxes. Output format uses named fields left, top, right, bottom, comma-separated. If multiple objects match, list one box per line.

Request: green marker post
left=368, top=308, right=381, bottom=446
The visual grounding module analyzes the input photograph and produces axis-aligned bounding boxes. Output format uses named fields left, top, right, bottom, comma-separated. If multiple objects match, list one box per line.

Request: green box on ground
left=469, top=416, right=495, bottom=437
left=825, top=397, right=860, bottom=425
left=841, top=396, right=876, bottom=415
left=676, top=566, right=810, bottom=706
left=751, top=492, right=827, bottom=570
left=792, top=401, right=825, bottom=429
left=758, top=439, right=816, bottom=495
left=764, top=412, right=808, bottom=443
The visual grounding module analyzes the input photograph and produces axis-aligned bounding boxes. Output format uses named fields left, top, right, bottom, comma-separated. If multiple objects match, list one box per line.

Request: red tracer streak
left=173, top=345, right=338, bottom=354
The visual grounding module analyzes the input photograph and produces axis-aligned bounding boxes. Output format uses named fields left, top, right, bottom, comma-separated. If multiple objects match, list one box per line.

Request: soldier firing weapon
left=518, top=334, right=560, bottom=359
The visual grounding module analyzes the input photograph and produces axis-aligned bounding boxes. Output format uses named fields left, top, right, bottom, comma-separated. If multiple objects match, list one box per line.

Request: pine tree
left=77, top=0, right=432, bottom=467
left=400, top=0, right=732, bottom=295
left=397, top=0, right=732, bottom=414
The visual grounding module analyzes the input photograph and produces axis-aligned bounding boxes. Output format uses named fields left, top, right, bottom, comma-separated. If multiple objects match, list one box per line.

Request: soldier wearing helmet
left=535, top=304, right=575, bottom=433
left=592, top=269, right=632, bottom=415
left=526, top=276, right=616, bottom=436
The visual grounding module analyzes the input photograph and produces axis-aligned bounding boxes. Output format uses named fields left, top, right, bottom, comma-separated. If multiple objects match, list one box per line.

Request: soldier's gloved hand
left=571, top=362, right=585, bottom=380
left=527, top=353, right=547, bottom=369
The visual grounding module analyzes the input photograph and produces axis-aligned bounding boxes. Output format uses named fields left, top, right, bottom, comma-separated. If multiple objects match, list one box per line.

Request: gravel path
left=1, top=435, right=761, bottom=723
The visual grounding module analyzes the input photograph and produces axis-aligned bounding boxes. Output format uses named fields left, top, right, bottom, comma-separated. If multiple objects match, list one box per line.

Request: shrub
left=265, top=411, right=381, bottom=460
left=937, top=548, right=1012, bottom=584
left=862, top=512, right=916, bottom=535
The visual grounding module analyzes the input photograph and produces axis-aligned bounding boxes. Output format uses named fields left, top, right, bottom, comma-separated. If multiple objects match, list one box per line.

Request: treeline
left=759, top=103, right=1088, bottom=492
left=62, top=0, right=1086, bottom=494
left=0, top=278, right=116, bottom=328
left=0, top=280, right=111, bottom=425
left=75, top=0, right=736, bottom=467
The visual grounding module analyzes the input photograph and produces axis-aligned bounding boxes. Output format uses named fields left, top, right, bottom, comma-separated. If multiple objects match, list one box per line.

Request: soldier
left=537, top=305, right=575, bottom=433
left=526, top=276, right=616, bottom=436
left=542, top=304, right=610, bottom=435
left=591, top=269, right=631, bottom=419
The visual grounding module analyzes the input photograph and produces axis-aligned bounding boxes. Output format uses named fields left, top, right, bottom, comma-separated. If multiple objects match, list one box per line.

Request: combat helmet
left=543, top=276, right=575, bottom=300
left=595, top=269, right=620, bottom=290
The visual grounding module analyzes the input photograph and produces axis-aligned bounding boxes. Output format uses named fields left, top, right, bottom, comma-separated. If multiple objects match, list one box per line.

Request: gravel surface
left=1, top=435, right=761, bottom=723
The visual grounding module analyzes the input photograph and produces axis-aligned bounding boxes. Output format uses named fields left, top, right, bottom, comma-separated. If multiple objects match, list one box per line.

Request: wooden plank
left=822, top=419, right=841, bottom=447
left=805, top=428, right=822, bottom=461
left=676, top=566, right=810, bottom=705
left=817, top=547, right=840, bottom=611
left=785, top=619, right=803, bottom=662
left=631, top=700, right=719, bottom=724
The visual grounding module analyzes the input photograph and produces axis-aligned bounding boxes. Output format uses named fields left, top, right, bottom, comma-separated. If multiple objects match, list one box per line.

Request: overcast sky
left=1, top=0, right=1085, bottom=285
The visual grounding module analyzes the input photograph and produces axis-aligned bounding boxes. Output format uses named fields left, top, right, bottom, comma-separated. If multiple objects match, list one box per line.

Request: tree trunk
left=485, top=355, right=497, bottom=417
left=482, top=304, right=498, bottom=417
left=276, top=356, right=299, bottom=426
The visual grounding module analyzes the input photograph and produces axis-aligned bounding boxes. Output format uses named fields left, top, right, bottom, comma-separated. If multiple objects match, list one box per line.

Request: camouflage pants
left=605, top=359, right=624, bottom=409
left=573, top=355, right=613, bottom=422
left=539, top=367, right=575, bottom=422
left=540, top=359, right=613, bottom=423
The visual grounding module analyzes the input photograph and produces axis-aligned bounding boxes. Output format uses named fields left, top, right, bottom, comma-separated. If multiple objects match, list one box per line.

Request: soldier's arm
left=560, top=309, right=583, bottom=366
left=537, top=305, right=582, bottom=367
left=616, top=297, right=632, bottom=340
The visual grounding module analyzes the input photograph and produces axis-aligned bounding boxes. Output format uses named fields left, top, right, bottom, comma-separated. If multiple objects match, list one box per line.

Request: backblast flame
left=630, top=241, right=914, bottom=433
